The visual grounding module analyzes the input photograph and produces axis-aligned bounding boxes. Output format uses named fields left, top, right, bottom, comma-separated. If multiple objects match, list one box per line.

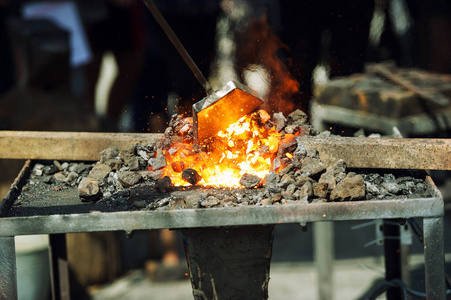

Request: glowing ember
left=160, top=110, right=288, bottom=187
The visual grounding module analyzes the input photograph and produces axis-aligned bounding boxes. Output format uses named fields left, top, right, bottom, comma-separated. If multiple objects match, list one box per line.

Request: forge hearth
left=0, top=158, right=446, bottom=299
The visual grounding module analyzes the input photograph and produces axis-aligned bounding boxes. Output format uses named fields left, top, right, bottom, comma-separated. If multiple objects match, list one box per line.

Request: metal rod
left=0, top=131, right=450, bottom=170
left=142, top=0, right=214, bottom=95
left=0, top=236, right=17, bottom=300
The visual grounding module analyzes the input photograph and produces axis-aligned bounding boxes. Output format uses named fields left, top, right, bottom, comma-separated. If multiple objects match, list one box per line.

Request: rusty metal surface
left=1, top=131, right=450, bottom=170
left=0, top=131, right=163, bottom=161
left=298, top=136, right=451, bottom=170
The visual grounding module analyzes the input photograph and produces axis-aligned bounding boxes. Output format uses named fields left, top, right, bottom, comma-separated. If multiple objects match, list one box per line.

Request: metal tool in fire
left=142, top=0, right=264, bottom=144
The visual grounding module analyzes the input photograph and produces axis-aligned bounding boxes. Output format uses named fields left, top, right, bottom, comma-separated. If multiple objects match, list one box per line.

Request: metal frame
left=0, top=161, right=446, bottom=299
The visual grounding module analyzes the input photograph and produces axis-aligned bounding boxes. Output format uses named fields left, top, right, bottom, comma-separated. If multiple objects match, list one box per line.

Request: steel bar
left=0, top=236, right=17, bottom=300
left=0, top=131, right=450, bottom=170
left=423, top=217, right=446, bottom=299
left=0, top=131, right=163, bottom=161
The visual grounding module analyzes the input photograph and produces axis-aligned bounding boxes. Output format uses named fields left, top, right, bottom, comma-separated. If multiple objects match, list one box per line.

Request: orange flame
left=162, top=110, right=283, bottom=187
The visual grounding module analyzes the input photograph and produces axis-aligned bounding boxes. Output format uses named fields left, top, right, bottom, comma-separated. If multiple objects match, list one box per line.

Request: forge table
left=0, top=159, right=446, bottom=300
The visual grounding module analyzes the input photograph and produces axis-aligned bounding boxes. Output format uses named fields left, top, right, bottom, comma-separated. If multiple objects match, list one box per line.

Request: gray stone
left=313, top=182, right=329, bottom=198
left=319, top=159, right=346, bottom=190
left=293, top=142, right=307, bottom=157
left=330, top=173, right=366, bottom=201
left=295, top=174, right=314, bottom=187
left=365, top=182, right=380, bottom=195
left=239, top=173, right=262, bottom=189
left=65, top=171, right=79, bottom=184
left=105, top=157, right=123, bottom=171
left=54, top=172, right=67, bottom=183
left=281, top=183, right=297, bottom=199
left=288, top=109, right=308, bottom=125
left=88, top=164, right=112, bottom=182
left=100, top=147, right=120, bottom=164
left=300, top=157, right=326, bottom=177
left=126, top=157, right=140, bottom=171
left=155, top=176, right=172, bottom=193
left=149, top=170, right=165, bottom=181
left=138, top=149, right=150, bottom=161
left=149, top=149, right=167, bottom=170
left=117, top=169, right=142, bottom=187
left=278, top=174, right=295, bottom=189
left=284, top=125, right=299, bottom=134
left=273, top=112, right=287, bottom=132
left=74, top=163, right=91, bottom=175
left=264, top=171, right=279, bottom=186
left=43, top=164, right=59, bottom=175
left=53, top=160, right=63, bottom=171
left=382, top=181, right=402, bottom=195
left=298, top=181, right=313, bottom=201
left=278, top=164, right=295, bottom=177
left=78, top=177, right=101, bottom=201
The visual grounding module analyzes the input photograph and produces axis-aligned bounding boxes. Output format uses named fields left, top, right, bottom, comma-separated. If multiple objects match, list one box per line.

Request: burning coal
left=157, top=109, right=313, bottom=187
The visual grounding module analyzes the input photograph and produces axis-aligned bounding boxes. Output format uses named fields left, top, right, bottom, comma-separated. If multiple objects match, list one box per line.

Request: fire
left=161, top=110, right=284, bottom=187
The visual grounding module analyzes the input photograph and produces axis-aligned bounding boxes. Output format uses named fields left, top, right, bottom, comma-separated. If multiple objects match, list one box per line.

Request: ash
left=27, top=110, right=431, bottom=211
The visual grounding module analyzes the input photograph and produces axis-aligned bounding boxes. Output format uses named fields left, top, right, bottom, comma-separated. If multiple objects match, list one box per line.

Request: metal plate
left=193, top=81, right=264, bottom=143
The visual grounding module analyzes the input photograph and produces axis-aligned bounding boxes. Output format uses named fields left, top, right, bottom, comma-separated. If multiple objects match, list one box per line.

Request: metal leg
left=383, top=220, right=401, bottom=299
left=423, top=217, right=446, bottom=299
left=314, top=222, right=334, bottom=300
left=0, top=236, right=17, bottom=300
left=49, top=234, right=70, bottom=300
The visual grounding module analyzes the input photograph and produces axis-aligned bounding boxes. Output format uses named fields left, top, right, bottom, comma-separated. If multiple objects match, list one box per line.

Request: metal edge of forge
left=1, top=131, right=450, bottom=170
left=0, top=160, right=444, bottom=237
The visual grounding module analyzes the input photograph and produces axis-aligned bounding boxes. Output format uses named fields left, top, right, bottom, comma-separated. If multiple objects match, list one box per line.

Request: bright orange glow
left=161, top=110, right=284, bottom=187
